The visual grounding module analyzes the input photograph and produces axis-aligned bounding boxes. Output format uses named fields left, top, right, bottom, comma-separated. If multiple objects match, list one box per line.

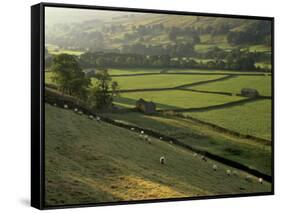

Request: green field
left=166, top=69, right=269, bottom=75
left=45, top=104, right=271, bottom=206
left=115, top=90, right=245, bottom=110
left=102, top=111, right=271, bottom=175
left=46, top=44, right=84, bottom=56
left=111, top=74, right=226, bottom=90
left=185, top=99, right=272, bottom=140
left=190, top=75, right=272, bottom=96
left=108, top=68, right=162, bottom=75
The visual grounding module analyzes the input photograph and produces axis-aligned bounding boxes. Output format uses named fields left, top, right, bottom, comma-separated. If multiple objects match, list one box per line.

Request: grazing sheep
left=160, top=156, right=166, bottom=165
left=245, top=175, right=252, bottom=181
left=193, top=153, right=197, bottom=157
left=96, top=116, right=101, bottom=122
left=78, top=111, right=83, bottom=115
left=147, top=138, right=152, bottom=144
left=144, top=135, right=148, bottom=141
left=169, top=140, right=173, bottom=144
left=64, top=104, right=68, bottom=109
left=141, top=130, right=144, bottom=134
left=226, top=169, right=231, bottom=176
left=89, top=115, right=94, bottom=120
left=201, top=156, right=207, bottom=162
left=258, top=178, right=263, bottom=184
left=131, top=127, right=135, bottom=131
left=232, top=170, right=238, bottom=176
left=159, top=137, right=163, bottom=140
left=53, top=103, right=57, bottom=107
left=212, top=164, right=218, bottom=171
left=74, top=108, right=78, bottom=113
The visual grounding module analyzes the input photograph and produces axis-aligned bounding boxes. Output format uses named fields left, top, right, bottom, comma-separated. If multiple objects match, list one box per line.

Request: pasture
left=114, top=90, right=245, bottom=110
left=185, top=99, right=272, bottom=141
left=45, top=104, right=271, bottom=205
left=111, top=74, right=226, bottom=90
left=189, top=75, right=272, bottom=96
left=102, top=111, right=272, bottom=176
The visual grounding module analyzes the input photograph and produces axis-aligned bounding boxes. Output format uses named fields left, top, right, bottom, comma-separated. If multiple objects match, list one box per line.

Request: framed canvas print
left=31, top=2, right=274, bottom=210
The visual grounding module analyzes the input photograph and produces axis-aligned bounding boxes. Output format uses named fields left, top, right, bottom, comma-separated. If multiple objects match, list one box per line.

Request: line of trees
left=50, top=54, right=119, bottom=109
left=78, top=49, right=269, bottom=71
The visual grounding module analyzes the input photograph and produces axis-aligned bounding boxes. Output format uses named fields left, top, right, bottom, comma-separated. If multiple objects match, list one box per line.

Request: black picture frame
left=31, top=2, right=274, bottom=210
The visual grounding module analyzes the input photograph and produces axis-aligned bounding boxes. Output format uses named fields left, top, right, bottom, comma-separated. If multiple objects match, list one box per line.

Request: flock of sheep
left=60, top=103, right=264, bottom=185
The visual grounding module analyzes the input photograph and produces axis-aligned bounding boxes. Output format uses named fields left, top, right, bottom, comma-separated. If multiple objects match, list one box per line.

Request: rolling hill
left=45, top=103, right=271, bottom=206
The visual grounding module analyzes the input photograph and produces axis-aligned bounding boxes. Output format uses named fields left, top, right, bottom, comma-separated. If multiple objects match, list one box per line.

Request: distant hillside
left=46, top=11, right=271, bottom=55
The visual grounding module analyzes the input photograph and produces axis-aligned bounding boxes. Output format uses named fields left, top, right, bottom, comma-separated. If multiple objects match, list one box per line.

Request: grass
left=190, top=75, right=272, bottom=96
left=166, top=69, right=268, bottom=75
left=185, top=99, right=272, bottom=141
left=111, top=74, right=226, bottom=90
left=108, top=68, right=161, bottom=75
left=45, top=103, right=271, bottom=206
left=248, top=45, right=271, bottom=53
left=102, top=111, right=272, bottom=176
left=46, top=44, right=84, bottom=56
left=114, top=90, right=245, bottom=110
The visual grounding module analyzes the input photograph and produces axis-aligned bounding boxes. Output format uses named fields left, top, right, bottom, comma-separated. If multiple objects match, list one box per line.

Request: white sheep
left=212, top=164, right=218, bottom=171
left=64, top=104, right=68, bottom=109
left=74, top=108, right=78, bottom=113
left=193, top=153, right=197, bottom=157
left=131, top=127, right=135, bottom=131
left=53, top=103, right=57, bottom=107
left=160, top=156, right=166, bottom=165
left=201, top=156, right=207, bottom=162
left=141, top=130, right=144, bottom=134
left=258, top=178, right=263, bottom=184
left=78, top=111, right=83, bottom=115
left=89, top=115, right=94, bottom=119
left=226, top=169, right=231, bottom=176
left=96, top=116, right=101, bottom=122
left=144, top=135, right=148, bottom=141
left=169, top=140, right=173, bottom=144
left=232, top=170, right=238, bottom=176
left=245, top=175, right=252, bottom=181
left=159, top=137, right=163, bottom=140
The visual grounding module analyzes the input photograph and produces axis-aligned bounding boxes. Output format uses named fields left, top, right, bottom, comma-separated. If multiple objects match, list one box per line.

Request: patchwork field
left=108, top=68, right=161, bottom=75
left=45, top=104, right=271, bottom=206
left=190, top=75, right=272, bottom=96
left=185, top=99, right=272, bottom=140
left=111, top=74, right=226, bottom=90
left=115, top=90, right=245, bottom=110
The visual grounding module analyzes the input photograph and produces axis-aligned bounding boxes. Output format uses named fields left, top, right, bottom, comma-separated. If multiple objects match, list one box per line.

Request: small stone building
left=84, top=69, right=96, bottom=77
left=241, top=88, right=260, bottom=98
left=136, top=98, right=156, bottom=114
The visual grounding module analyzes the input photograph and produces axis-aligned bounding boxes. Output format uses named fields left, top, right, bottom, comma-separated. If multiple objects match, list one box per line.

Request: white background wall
left=0, top=0, right=279, bottom=212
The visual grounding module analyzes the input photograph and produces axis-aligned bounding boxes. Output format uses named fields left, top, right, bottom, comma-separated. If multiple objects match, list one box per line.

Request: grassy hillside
left=45, top=103, right=271, bottom=206
left=101, top=112, right=272, bottom=175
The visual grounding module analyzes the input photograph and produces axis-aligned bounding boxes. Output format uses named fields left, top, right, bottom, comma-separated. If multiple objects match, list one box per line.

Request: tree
left=51, top=54, right=91, bottom=99
left=90, top=70, right=119, bottom=109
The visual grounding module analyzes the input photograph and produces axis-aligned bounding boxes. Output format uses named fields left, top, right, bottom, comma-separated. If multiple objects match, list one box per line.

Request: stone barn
left=136, top=98, right=156, bottom=114
left=241, top=88, right=260, bottom=98
left=84, top=69, right=96, bottom=77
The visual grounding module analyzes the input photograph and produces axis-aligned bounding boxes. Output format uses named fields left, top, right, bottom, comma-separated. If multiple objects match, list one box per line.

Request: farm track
left=44, top=101, right=272, bottom=183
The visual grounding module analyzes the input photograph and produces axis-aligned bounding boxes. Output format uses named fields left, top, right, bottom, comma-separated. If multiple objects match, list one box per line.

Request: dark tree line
left=78, top=49, right=268, bottom=71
